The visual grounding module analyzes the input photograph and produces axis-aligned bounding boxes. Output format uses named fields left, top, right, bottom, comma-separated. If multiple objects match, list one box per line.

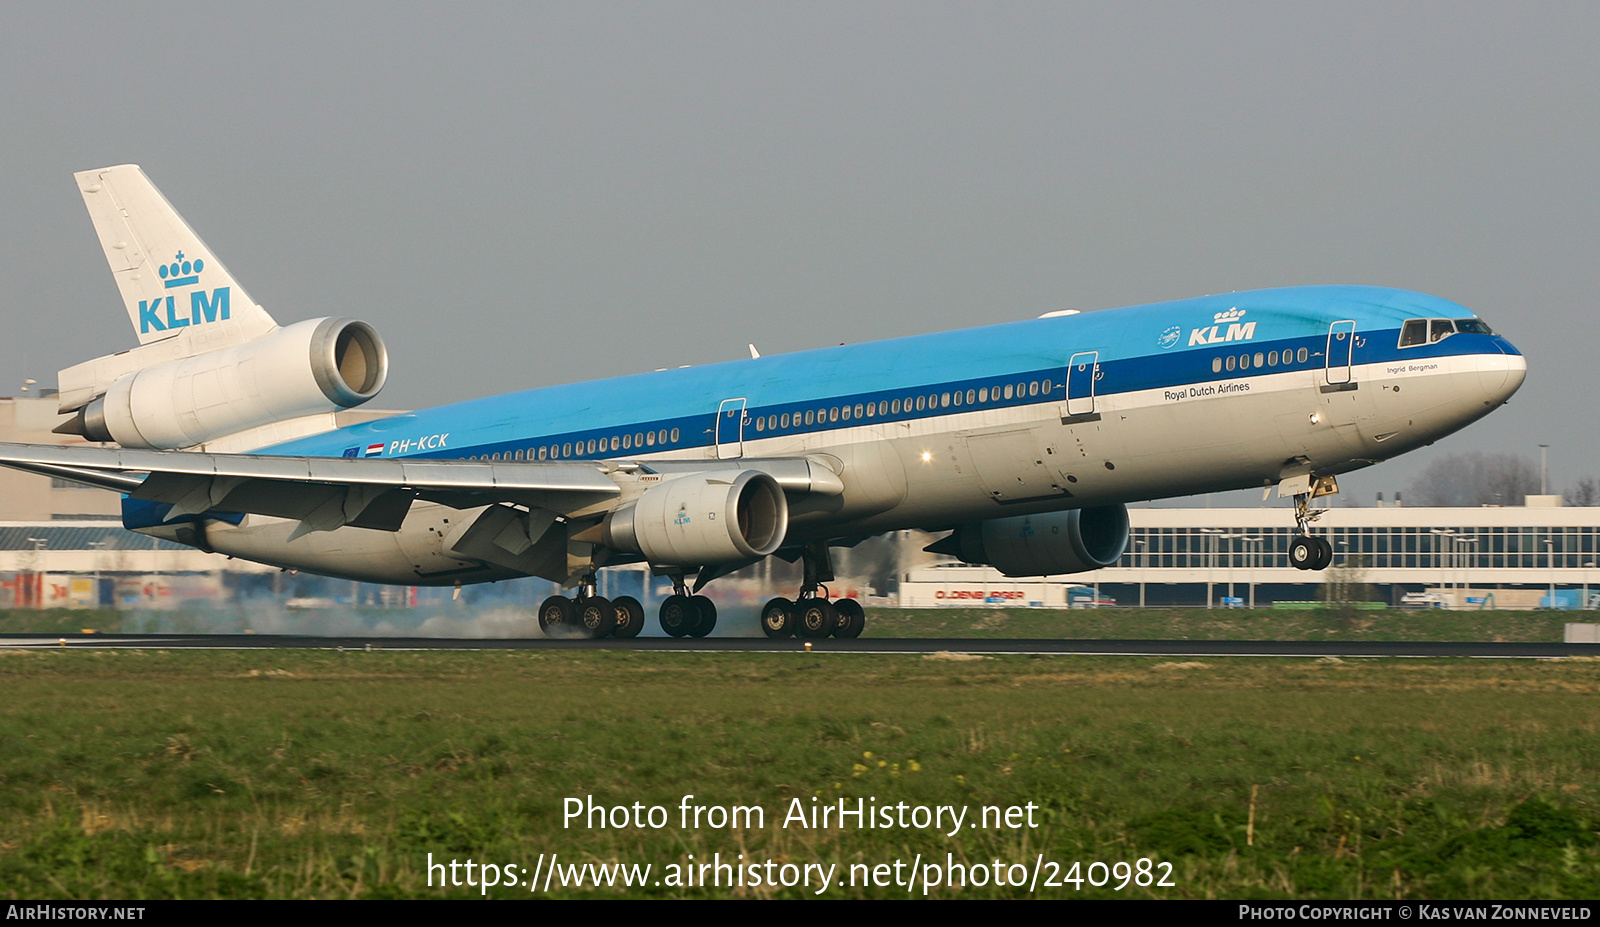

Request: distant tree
left=1569, top=477, right=1598, bottom=507
left=1407, top=453, right=1539, bottom=506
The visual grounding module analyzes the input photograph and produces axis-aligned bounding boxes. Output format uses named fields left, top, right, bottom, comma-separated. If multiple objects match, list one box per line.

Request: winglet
left=75, top=165, right=277, bottom=344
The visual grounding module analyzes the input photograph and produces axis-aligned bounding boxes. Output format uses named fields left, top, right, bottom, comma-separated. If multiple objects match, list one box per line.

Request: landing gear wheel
left=1311, top=537, right=1334, bottom=571
left=538, top=595, right=575, bottom=637
left=796, top=597, right=837, bottom=639
left=611, top=596, right=645, bottom=639
left=832, top=598, right=865, bottom=638
left=687, top=595, right=717, bottom=637
left=659, top=594, right=696, bottom=637
left=761, top=597, right=795, bottom=638
left=575, top=595, right=616, bottom=638
left=1289, top=536, right=1316, bottom=571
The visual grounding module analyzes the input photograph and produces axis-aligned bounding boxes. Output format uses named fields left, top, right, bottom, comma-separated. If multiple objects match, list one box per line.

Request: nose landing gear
left=1287, top=487, right=1334, bottom=571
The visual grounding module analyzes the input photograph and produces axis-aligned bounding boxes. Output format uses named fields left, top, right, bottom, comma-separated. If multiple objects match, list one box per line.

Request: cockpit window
left=1399, top=319, right=1428, bottom=347
left=1455, top=318, right=1493, bottom=335
left=1429, top=319, right=1456, bottom=342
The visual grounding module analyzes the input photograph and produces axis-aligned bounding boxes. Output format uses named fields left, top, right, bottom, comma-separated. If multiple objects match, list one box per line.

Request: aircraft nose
left=1477, top=340, right=1527, bottom=405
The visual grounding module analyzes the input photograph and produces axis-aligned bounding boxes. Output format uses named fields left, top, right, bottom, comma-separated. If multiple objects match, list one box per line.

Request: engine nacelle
left=71, top=317, right=387, bottom=449
left=603, top=470, right=789, bottom=567
left=938, top=504, right=1129, bottom=576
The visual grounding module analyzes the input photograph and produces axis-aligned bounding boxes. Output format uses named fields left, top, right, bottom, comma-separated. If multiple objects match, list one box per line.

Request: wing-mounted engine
left=602, top=469, right=789, bottom=567
left=928, top=504, right=1129, bottom=576
left=55, top=317, right=388, bottom=450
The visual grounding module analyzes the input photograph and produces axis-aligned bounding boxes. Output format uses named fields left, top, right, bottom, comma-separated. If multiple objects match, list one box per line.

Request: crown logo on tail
left=158, top=251, right=205, bottom=288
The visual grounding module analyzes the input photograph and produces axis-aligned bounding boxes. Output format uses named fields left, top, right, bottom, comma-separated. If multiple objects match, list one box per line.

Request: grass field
left=3, top=644, right=1598, bottom=899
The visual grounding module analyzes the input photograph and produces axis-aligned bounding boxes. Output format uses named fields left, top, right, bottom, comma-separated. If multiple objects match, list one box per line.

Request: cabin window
left=1254, top=352, right=1264, bottom=368
left=952, top=391, right=963, bottom=407
left=1225, top=355, right=1236, bottom=372
left=841, top=405, right=851, bottom=421
left=669, top=428, right=680, bottom=443
left=940, top=392, right=951, bottom=408
left=1267, top=350, right=1278, bottom=366
left=854, top=403, right=864, bottom=418
left=1297, top=347, right=1309, bottom=363
left=1239, top=354, right=1250, bottom=370
left=915, top=396, right=926, bottom=411
left=1212, top=357, right=1223, bottom=373
left=780, top=413, right=790, bottom=429
left=890, top=399, right=901, bottom=414
left=611, top=436, right=620, bottom=451
left=1003, top=384, right=1014, bottom=399
left=978, top=387, right=988, bottom=403
left=624, top=433, right=634, bottom=448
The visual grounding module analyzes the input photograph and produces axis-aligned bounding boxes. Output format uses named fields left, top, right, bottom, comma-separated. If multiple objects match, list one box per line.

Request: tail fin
left=76, top=165, right=277, bottom=344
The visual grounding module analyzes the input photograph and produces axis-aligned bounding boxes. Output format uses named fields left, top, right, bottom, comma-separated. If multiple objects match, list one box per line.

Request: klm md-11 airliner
left=0, top=166, right=1526, bottom=638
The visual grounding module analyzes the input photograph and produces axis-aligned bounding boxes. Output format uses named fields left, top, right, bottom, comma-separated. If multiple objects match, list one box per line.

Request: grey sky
left=2, top=2, right=1594, bottom=503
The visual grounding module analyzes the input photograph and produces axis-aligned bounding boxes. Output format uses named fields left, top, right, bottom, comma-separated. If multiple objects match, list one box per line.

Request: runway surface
left=3, top=633, right=1597, bottom=658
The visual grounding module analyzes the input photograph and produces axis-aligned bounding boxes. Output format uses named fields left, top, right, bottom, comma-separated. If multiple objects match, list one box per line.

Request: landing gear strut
left=1288, top=491, right=1334, bottom=571
left=538, top=574, right=645, bottom=639
left=760, top=542, right=866, bottom=639
left=658, top=574, right=717, bottom=638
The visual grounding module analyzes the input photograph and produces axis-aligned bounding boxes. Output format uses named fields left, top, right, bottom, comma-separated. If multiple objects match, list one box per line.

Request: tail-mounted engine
left=603, top=469, right=789, bottom=567
left=929, top=504, right=1129, bottom=576
left=58, top=317, right=387, bottom=450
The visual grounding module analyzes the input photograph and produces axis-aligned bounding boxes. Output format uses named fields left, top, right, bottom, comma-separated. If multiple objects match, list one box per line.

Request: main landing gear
left=538, top=575, right=646, bottom=639
left=1288, top=490, right=1334, bottom=571
left=759, top=542, right=866, bottom=640
left=657, top=575, right=718, bottom=639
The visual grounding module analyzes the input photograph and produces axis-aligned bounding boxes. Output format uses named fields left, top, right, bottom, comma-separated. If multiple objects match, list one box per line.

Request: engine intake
left=603, top=470, right=789, bottom=567
left=932, top=504, right=1129, bottom=576
left=67, top=317, right=388, bottom=449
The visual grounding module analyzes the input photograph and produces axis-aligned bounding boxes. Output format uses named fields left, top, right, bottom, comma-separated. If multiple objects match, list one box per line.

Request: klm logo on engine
left=1188, top=307, right=1256, bottom=346
left=139, top=252, right=230, bottom=334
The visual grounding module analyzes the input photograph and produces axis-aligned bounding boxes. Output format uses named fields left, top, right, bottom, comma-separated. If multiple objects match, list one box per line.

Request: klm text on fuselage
left=139, top=287, right=230, bottom=334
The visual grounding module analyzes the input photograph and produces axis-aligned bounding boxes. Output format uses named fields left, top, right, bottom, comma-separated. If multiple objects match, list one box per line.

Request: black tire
left=576, top=595, right=616, bottom=638
left=760, top=597, right=795, bottom=638
left=611, top=595, right=645, bottom=639
left=796, top=597, right=836, bottom=639
left=1312, top=536, right=1335, bottom=571
left=1289, top=536, right=1315, bottom=571
left=687, top=595, right=717, bottom=637
left=833, top=598, right=865, bottom=638
left=659, top=594, right=695, bottom=637
left=538, top=595, right=575, bottom=637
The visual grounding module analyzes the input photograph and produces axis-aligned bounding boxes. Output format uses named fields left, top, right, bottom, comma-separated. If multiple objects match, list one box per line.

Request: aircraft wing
left=0, top=441, right=624, bottom=535
left=0, top=442, right=842, bottom=537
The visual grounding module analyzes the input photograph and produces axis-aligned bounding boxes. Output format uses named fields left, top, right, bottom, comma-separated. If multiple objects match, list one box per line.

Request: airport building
left=901, top=500, right=1600, bottom=609
left=2, top=395, right=1596, bottom=612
